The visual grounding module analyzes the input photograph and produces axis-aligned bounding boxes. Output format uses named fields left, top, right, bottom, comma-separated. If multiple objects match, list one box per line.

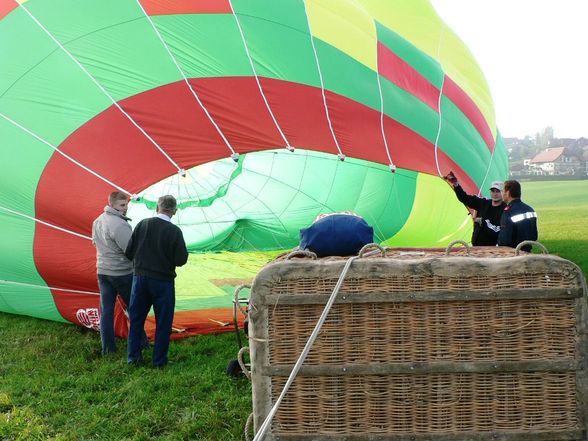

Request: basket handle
left=285, top=249, right=318, bottom=260
left=515, top=240, right=549, bottom=255
left=444, top=240, right=471, bottom=256
left=238, top=346, right=251, bottom=380
left=234, top=284, right=251, bottom=317
left=358, top=243, right=386, bottom=258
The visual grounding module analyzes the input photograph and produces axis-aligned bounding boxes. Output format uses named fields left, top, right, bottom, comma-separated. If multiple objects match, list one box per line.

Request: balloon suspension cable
left=0, top=278, right=99, bottom=296
left=477, top=145, right=498, bottom=197
left=301, top=1, right=345, bottom=160
left=374, top=61, right=396, bottom=171
left=228, top=0, right=293, bottom=152
left=0, top=112, right=132, bottom=196
left=0, top=204, right=92, bottom=241
left=17, top=2, right=183, bottom=174
left=133, top=0, right=240, bottom=160
left=433, top=24, right=447, bottom=178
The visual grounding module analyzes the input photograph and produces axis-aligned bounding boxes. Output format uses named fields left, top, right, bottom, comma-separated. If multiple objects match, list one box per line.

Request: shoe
left=153, top=360, right=173, bottom=369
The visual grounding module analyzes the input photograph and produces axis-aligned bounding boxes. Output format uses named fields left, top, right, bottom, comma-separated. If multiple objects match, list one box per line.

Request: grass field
left=523, top=180, right=588, bottom=275
left=0, top=180, right=586, bottom=440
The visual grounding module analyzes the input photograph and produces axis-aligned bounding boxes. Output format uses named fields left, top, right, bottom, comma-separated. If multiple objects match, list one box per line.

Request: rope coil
left=444, top=240, right=471, bottom=256
left=358, top=243, right=386, bottom=258
left=515, top=240, right=549, bottom=255
left=285, top=250, right=318, bottom=260
left=237, top=346, right=251, bottom=380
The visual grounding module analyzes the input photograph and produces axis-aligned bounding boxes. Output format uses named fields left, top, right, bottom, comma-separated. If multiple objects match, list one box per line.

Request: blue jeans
left=97, top=274, right=148, bottom=354
left=127, top=275, right=175, bottom=367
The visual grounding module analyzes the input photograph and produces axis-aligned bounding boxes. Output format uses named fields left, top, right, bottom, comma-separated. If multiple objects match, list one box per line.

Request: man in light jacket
left=92, top=191, right=147, bottom=355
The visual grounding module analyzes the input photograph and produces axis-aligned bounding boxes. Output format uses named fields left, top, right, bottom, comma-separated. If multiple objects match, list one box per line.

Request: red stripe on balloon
left=443, top=75, right=495, bottom=151
left=138, top=0, right=231, bottom=16
left=377, top=42, right=495, bottom=152
left=0, top=0, right=18, bottom=20
left=377, top=42, right=440, bottom=111
left=34, top=77, right=478, bottom=334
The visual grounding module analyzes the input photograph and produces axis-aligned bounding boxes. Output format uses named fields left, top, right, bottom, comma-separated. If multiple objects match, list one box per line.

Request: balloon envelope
left=0, top=0, right=507, bottom=336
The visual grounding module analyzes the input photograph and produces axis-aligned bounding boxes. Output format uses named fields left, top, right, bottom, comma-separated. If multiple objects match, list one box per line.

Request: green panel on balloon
left=0, top=121, right=52, bottom=215
left=128, top=150, right=418, bottom=252
left=0, top=213, right=62, bottom=321
left=231, top=0, right=321, bottom=86
left=1, top=50, right=113, bottom=146
left=313, top=39, right=382, bottom=114
left=0, top=120, right=61, bottom=320
left=21, top=0, right=145, bottom=43
left=150, top=14, right=253, bottom=79
left=64, top=20, right=183, bottom=102
left=437, top=95, right=492, bottom=185
left=0, top=8, right=63, bottom=95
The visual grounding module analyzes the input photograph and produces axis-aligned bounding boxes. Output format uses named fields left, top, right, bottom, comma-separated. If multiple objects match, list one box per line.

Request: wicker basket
left=248, top=246, right=588, bottom=441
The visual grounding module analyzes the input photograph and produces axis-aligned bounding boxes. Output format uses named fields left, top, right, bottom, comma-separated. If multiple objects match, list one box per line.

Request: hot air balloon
left=0, top=0, right=508, bottom=337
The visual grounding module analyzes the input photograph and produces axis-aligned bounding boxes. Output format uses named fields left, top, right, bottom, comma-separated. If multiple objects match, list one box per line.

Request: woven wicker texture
left=249, top=250, right=587, bottom=439
left=268, top=299, right=576, bottom=365
left=269, top=272, right=575, bottom=296
left=271, top=373, right=578, bottom=434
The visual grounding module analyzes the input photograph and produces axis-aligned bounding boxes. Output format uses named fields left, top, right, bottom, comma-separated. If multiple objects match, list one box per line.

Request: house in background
left=528, top=147, right=584, bottom=175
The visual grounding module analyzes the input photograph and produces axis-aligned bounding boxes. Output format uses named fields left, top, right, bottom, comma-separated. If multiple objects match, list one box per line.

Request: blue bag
left=299, top=214, right=374, bottom=257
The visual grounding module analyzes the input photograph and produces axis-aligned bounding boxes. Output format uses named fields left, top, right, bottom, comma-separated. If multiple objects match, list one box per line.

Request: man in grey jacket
left=92, top=191, right=147, bottom=354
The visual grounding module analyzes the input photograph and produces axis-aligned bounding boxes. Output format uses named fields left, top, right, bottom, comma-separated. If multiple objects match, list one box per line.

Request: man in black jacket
left=498, top=180, right=538, bottom=252
left=125, top=195, right=188, bottom=368
left=444, top=172, right=506, bottom=246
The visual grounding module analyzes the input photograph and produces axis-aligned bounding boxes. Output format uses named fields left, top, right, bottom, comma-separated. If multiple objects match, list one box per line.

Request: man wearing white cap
left=444, top=172, right=506, bottom=246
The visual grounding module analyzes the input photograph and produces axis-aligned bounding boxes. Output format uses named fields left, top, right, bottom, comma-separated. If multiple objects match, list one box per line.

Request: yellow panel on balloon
left=383, top=172, right=473, bottom=247
left=305, top=0, right=377, bottom=71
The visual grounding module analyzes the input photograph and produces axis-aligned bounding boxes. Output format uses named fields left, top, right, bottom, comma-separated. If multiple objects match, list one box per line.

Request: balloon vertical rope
left=373, top=39, right=395, bottom=172
left=228, top=0, right=293, bottom=152
left=134, top=0, right=240, bottom=160
left=477, top=145, right=498, bottom=197
left=0, top=278, right=99, bottom=296
left=301, top=1, right=345, bottom=160
left=0, top=112, right=132, bottom=196
left=0, top=204, right=92, bottom=241
left=433, top=22, right=447, bottom=178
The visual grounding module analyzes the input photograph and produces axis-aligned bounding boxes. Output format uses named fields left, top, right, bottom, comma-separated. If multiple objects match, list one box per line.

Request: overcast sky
left=431, top=0, right=588, bottom=139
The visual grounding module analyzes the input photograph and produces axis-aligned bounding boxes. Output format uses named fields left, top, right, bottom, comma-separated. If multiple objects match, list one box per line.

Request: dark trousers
left=97, top=274, right=148, bottom=354
left=127, top=275, right=175, bottom=367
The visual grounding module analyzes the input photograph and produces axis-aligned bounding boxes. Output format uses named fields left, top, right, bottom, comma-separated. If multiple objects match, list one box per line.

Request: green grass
left=0, top=318, right=250, bottom=441
left=0, top=180, right=586, bottom=440
left=524, top=180, right=588, bottom=275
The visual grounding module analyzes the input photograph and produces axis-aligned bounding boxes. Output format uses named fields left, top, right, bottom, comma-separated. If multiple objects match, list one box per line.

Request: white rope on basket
left=252, top=244, right=384, bottom=440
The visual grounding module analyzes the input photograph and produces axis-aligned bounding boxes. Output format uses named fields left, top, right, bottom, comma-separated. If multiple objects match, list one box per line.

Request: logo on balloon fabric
left=76, top=308, right=100, bottom=330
